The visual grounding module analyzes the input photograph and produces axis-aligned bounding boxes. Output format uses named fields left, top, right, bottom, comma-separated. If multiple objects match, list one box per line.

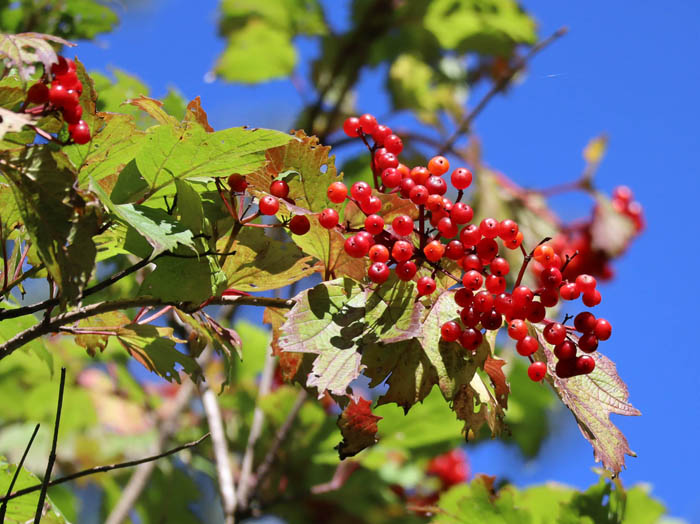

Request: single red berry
left=62, top=103, right=83, bottom=125
left=395, top=260, right=417, bottom=281
left=473, top=290, right=494, bottom=313
left=454, top=288, right=473, bottom=307
left=507, top=319, right=527, bottom=340
left=344, top=235, right=371, bottom=258
left=445, top=240, right=465, bottom=260
left=582, top=289, right=602, bottom=307
left=540, top=267, right=562, bottom=288
left=437, top=217, right=458, bottom=238
left=479, top=218, right=499, bottom=239
left=51, top=56, right=74, bottom=76
left=410, top=166, right=430, bottom=185
left=68, top=120, right=90, bottom=144
left=460, top=306, right=481, bottom=328
left=575, top=274, right=597, bottom=293
left=423, top=240, right=445, bottom=263
left=288, top=215, right=310, bottom=235
left=543, top=322, right=567, bottom=345
left=27, top=82, right=49, bottom=104
left=360, top=195, right=382, bottom=214
left=270, top=180, right=290, bottom=198
left=368, top=261, right=390, bottom=284
left=441, top=321, right=462, bottom=342
left=381, top=167, right=401, bottom=188
left=327, top=182, right=348, bottom=203
left=228, top=173, right=248, bottom=192
left=574, top=312, right=596, bottom=333
left=504, top=231, right=524, bottom=250
left=459, top=328, right=483, bottom=351
left=526, top=301, right=546, bottom=323
left=528, top=361, right=547, bottom=382
left=512, top=286, right=534, bottom=309
left=343, top=117, right=361, bottom=137
left=578, top=333, right=599, bottom=353
left=450, top=168, right=472, bottom=190
left=409, top=185, right=429, bottom=205
left=554, top=340, right=577, bottom=360
left=359, top=113, right=377, bottom=134
left=481, top=309, right=503, bottom=330
left=392, top=240, right=414, bottom=262
left=392, top=215, right=414, bottom=236
left=399, top=177, right=416, bottom=198
left=485, top=274, right=506, bottom=295
left=54, top=71, right=80, bottom=91
left=498, top=219, right=519, bottom=240
left=490, top=257, right=509, bottom=276
left=593, top=318, right=612, bottom=341
left=494, top=293, right=513, bottom=316
left=425, top=175, right=447, bottom=195
left=539, top=288, right=559, bottom=307
left=319, top=208, right=339, bottom=229
left=533, top=244, right=555, bottom=266
left=417, top=276, right=437, bottom=296
left=555, top=358, right=577, bottom=378
left=428, top=155, right=449, bottom=176
left=368, top=244, right=390, bottom=263
left=371, top=124, right=392, bottom=145
left=476, top=237, right=498, bottom=263
left=460, top=253, right=482, bottom=271
left=426, top=193, right=444, bottom=212
left=384, top=134, right=403, bottom=155
left=459, top=224, right=481, bottom=247
left=364, top=214, right=385, bottom=235
left=450, top=202, right=473, bottom=224
left=576, top=355, right=596, bottom=375
left=516, top=335, right=539, bottom=356
left=376, top=152, right=399, bottom=171
left=350, top=181, right=372, bottom=201
left=462, top=270, right=483, bottom=291
left=259, top=195, right=280, bottom=215
left=560, top=282, right=580, bottom=301
left=49, top=84, right=76, bottom=108
left=356, top=230, right=374, bottom=245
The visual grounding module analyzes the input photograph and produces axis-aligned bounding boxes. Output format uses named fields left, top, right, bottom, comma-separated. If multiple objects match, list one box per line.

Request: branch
left=34, top=367, right=66, bottom=523
left=439, top=27, right=568, bottom=155
left=0, top=295, right=295, bottom=363
left=0, top=434, right=209, bottom=504
left=0, top=424, right=39, bottom=519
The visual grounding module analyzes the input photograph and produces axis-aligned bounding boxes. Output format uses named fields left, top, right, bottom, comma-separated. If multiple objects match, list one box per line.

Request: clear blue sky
left=76, top=1, right=700, bottom=521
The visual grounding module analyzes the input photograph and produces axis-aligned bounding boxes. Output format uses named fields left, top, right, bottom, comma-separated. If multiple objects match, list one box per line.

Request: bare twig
left=34, top=368, right=66, bottom=523
left=0, top=424, right=40, bottom=519
left=0, top=434, right=209, bottom=504
left=439, top=27, right=568, bottom=155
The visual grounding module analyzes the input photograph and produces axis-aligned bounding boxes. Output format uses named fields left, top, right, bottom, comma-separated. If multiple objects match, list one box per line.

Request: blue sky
left=75, top=0, right=700, bottom=521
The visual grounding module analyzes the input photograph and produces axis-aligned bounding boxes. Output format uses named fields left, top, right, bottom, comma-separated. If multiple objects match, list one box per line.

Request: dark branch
left=0, top=424, right=40, bottom=520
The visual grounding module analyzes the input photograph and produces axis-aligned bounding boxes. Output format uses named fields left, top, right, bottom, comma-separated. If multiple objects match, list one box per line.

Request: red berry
left=384, top=134, right=403, bottom=155
left=554, top=340, right=577, bottom=360
left=560, top=282, right=580, bottom=301
left=495, top=293, right=513, bottom=316
left=391, top=240, right=414, bottom=262
left=462, top=270, right=483, bottom=291
left=507, top=319, right=527, bottom=340
left=409, top=185, right=429, bottom=205
left=512, top=286, right=534, bottom=309
left=612, top=185, right=633, bottom=204
left=350, top=181, right=372, bottom=201
left=460, top=254, right=482, bottom=271
left=460, top=306, right=481, bottom=328
left=68, top=120, right=90, bottom=144
left=428, top=156, right=449, bottom=176
left=26, top=82, right=49, bottom=104
left=441, top=321, right=462, bottom=342
left=526, top=301, right=546, bottom=323
left=473, top=290, right=494, bottom=313
left=484, top=274, right=505, bottom=295
left=578, top=333, right=599, bottom=353
left=399, top=177, right=416, bottom=198
left=528, top=361, right=547, bottom=382
left=49, top=84, right=77, bottom=108
left=344, top=235, right=370, bottom=258
left=423, top=240, right=445, bottom=263
left=54, top=71, right=80, bottom=91
left=368, top=244, right=390, bottom=263
left=450, top=203, right=473, bottom=224
left=445, top=240, right=465, bottom=260
left=381, top=167, right=401, bottom=188
left=533, top=244, right=555, bottom=266
left=360, top=195, right=382, bottom=214
left=459, top=328, right=483, bottom=351
left=459, top=224, right=481, bottom=247
left=576, top=355, right=596, bottom=375
left=539, top=288, right=559, bottom=307
left=425, top=175, right=447, bottom=195
left=288, top=215, right=310, bottom=235
left=371, top=124, right=392, bottom=144
left=476, top=237, right=498, bottom=263
left=516, top=336, right=538, bottom=356
left=327, top=182, right=348, bottom=203
left=593, top=318, right=612, bottom=341
left=490, top=257, right=509, bottom=276
left=574, top=312, right=596, bottom=333
left=410, top=166, right=430, bottom=185
left=582, top=289, right=602, bottom=307
left=575, top=274, right=597, bottom=293
left=481, top=309, right=503, bottom=330
left=426, top=194, right=444, bottom=212
left=395, top=260, right=417, bottom=281
left=319, top=208, right=339, bottom=229
left=376, top=152, right=399, bottom=171
left=540, top=267, right=562, bottom=288
left=392, top=215, right=414, bottom=236
left=364, top=214, right=384, bottom=235
left=504, top=231, right=524, bottom=250
left=498, top=219, right=519, bottom=240
left=555, top=359, right=577, bottom=378
left=543, top=322, right=567, bottom=345
left=359, top=113, right=377, bottom=134
left=450, top=168, right=472, bottom=190
left=417, top=276, right=437, bottom=296
left=62, top=103, right=83, bottom=124
left=454, top=288, right=473, bottom=307
left=479, top=218, right=499, bottom=239
left=437, top=217, right=458, bottom=238
left=259, top=195, right=279, bottom=215
left=228, top=173, right=248, bottom=192
left=343, top=117, right=361, bottom=137
left=368, top=262, right=390, bottom=283
left=51, top=56, right=74, bottom=76
left=270, top=180, right=290, bottom=198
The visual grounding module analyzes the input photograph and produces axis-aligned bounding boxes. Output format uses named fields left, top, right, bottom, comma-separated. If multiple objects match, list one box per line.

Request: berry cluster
left=321, top=113, right=615, bottom=382
left=426, top=449, right=469, bottom=488
left=25, top=56, right=91, bottom=144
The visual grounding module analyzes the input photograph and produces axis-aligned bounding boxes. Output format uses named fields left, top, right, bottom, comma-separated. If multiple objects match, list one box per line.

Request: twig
left=0, top=434, right=209, bottom=504
left=253, top=389, right=308, bottom=494
left=34, top=367, right=66, bottom=523
left=0, top=295, right=295, bottom=363
left=439, top=27, right=568, bottom=155
left=513, top=237, right=551, bottom=288
left=0, top=424, right=40, bottom=519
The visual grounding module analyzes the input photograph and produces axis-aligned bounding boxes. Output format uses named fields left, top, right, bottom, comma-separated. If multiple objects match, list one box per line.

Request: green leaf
left=623, top=484, right=667, bottom=524
left=423, top=0, right=537, bottom=56
left=562, top=476, right=625, bottom=524
left=531, top=324, right=641, bottom=474
left=91, top=68, right=150, bottom=116
left=433, top=477, right=528, bottom=524
left=0, top=303, right=52, bottom=368
left=116, top=323, right=200, bottom=383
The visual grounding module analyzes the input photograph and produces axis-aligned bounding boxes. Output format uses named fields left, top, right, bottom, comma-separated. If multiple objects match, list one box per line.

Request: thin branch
left=253, top=389, right=308, bottom=494
left=0, top=294, right=295, bottom=363
left=0, top=434, right=209, bottom=504
left=439, top=27, right=568, bottom=155
left=513, top=237, right=551, bottom=288
left=0, top=424, right=40, bottom=519
left=34, top=367, right=66, bottom=523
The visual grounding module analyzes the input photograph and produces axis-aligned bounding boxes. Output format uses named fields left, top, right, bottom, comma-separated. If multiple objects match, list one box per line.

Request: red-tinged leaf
left=199, top=311, right=242, bottom=359
left=483, top=355, right=510, bottom=408
left=530, top=324, right=640, bottom=474
left=336, top=397, right=382, bottom=459
left=0, top=32, right=73, bottom=81
left=265, top=306, right=305, bottom=382
left=590, top=193, right=636, bottom=257
left=184, top=96, right=214, bottom=132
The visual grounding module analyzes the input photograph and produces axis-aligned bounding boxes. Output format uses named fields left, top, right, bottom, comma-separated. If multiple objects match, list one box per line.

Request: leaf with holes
left=0, top=32, right=73, bottom=80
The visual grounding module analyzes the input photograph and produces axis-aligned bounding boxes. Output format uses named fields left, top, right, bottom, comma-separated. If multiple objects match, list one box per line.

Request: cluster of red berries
left=426, top=448, right=470, bottom=488
left=25, top=56, right=91, bottom=144
left=227, top=174, right=311, bottom=235
left=323, top=113, right=615, bottom=382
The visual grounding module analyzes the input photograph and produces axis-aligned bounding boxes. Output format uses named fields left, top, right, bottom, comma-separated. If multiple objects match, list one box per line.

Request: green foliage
left=0, top=457, right=68, bottom=523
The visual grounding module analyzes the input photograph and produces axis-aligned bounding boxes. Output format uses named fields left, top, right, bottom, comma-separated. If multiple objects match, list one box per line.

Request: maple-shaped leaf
left=530, top=324, right=640, bottom=474
left=0, top=32, right=73, bottom=80
left=336, top=397, right=382, bottom=459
